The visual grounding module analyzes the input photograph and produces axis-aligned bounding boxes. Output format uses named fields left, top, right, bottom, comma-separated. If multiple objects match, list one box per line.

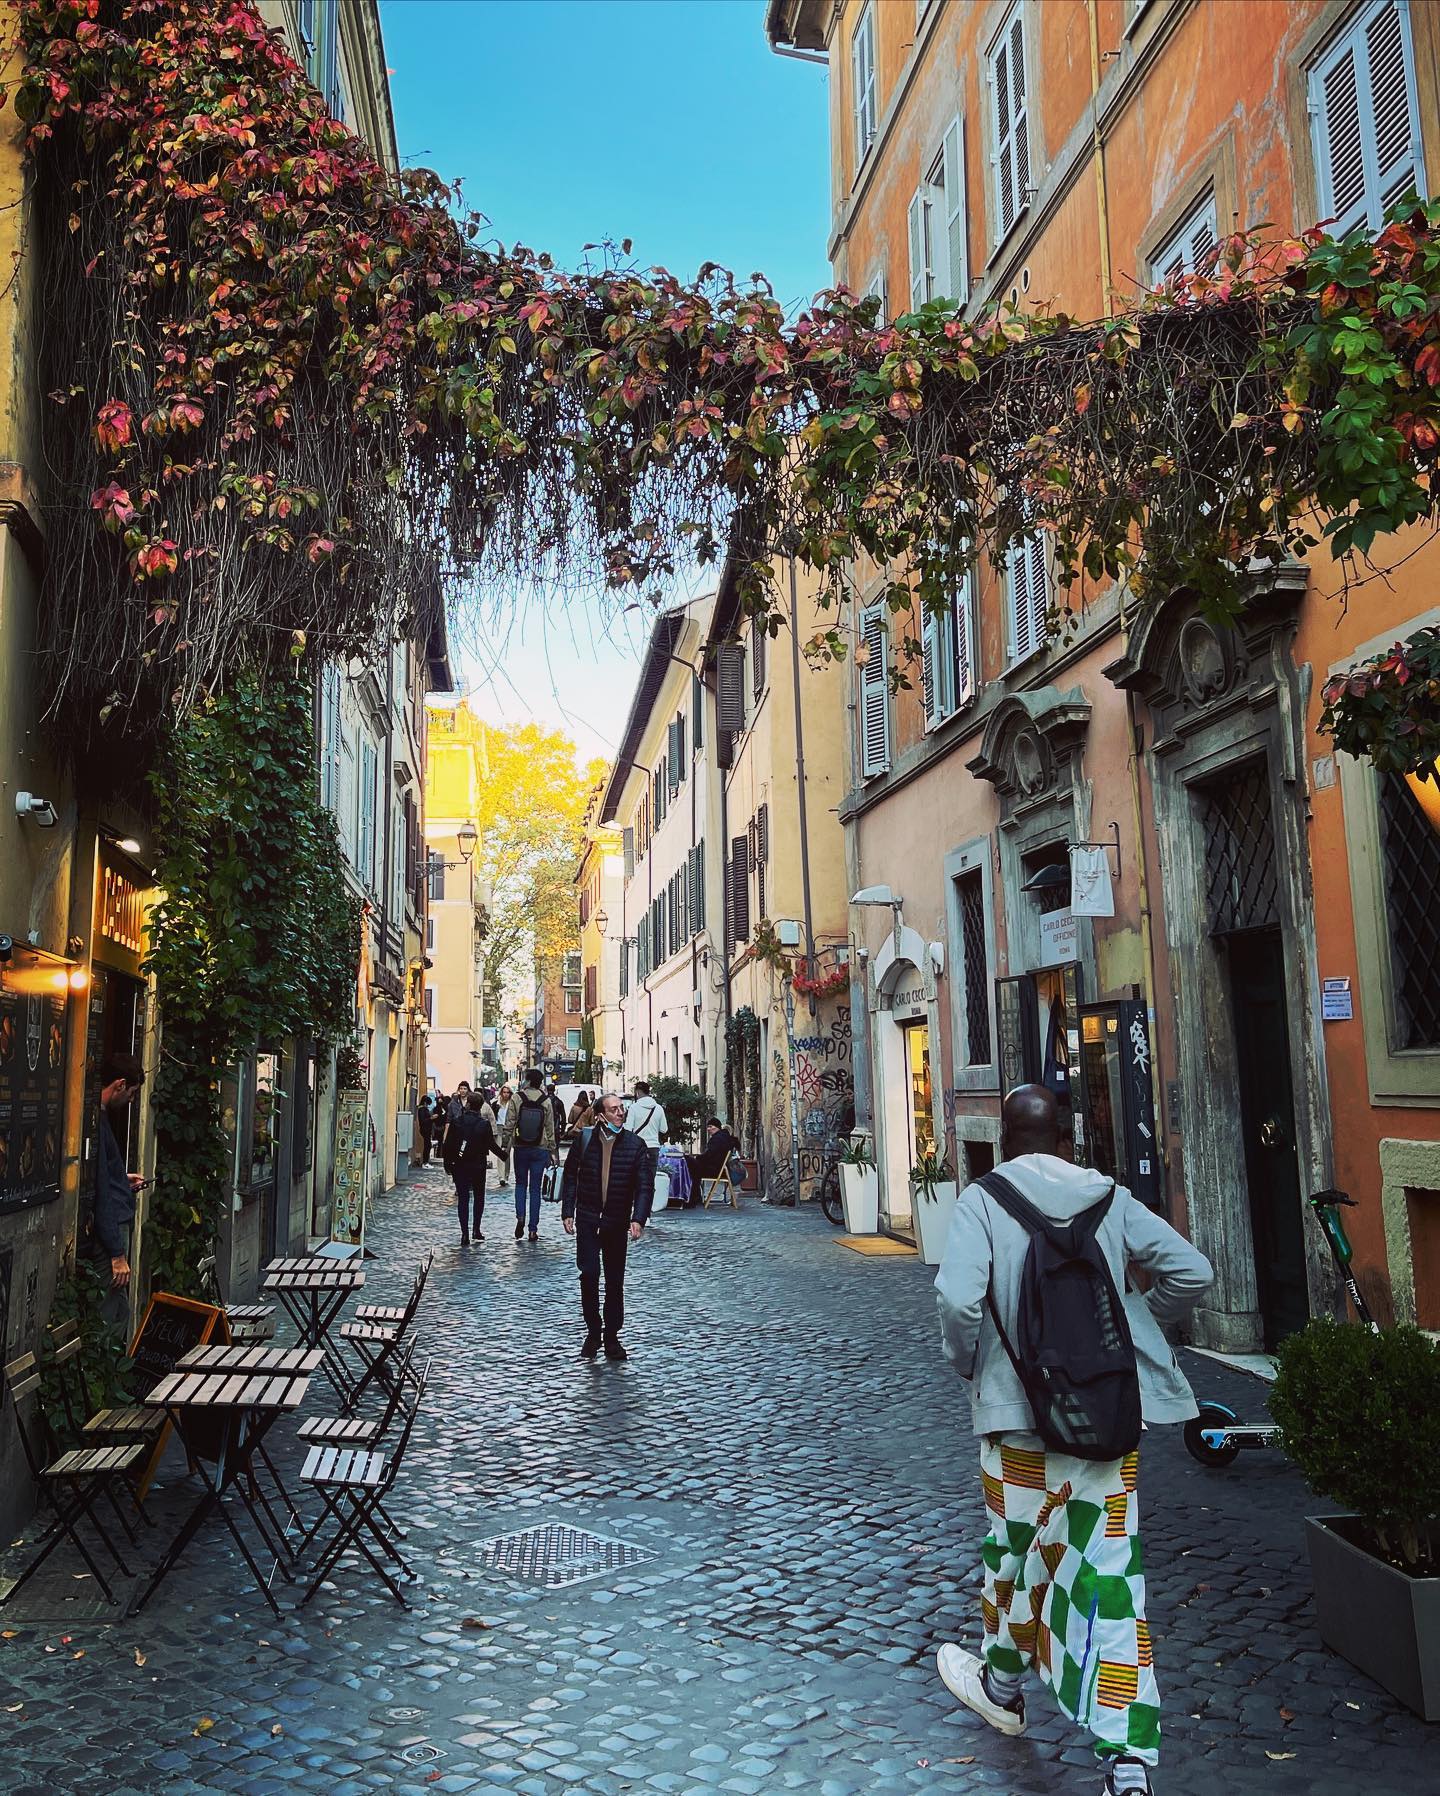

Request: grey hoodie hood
left=990, top=1152, right=1114, bottom=1221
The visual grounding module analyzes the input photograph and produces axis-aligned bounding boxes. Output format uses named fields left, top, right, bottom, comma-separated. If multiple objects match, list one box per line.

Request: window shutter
left=941, top=116, right=967, bottom=302
left=730, top=834, right=750, bottom=943
left=676, top=711, right=687, bottom=776
left=1010, top=12, right=1029, bottom=215
left=623, top=826, right=634, bottom=881
left=992, top=9, right=1029, bottom=239
left=716, top=643, right=746, bottom=733
left=860, top=606, right=890, bottom=777
left=1027, top=531, right=1048, bottom=650
left=954, top=571, right=977, bottom=707
left=1312, top=0, right=1420, bottom=237
left=908, top=190, right=927, bottom=313
left=921, top=605, right=938, bottom=725
left=752, top=625, right=767, bottom=697
left=1008, top=538, right=1032, bottom=662
left=692, top=672, right=704, bottom=750
left=866, top=266, right=887, bottom=325
left=757, top=803, right=769, bottom=865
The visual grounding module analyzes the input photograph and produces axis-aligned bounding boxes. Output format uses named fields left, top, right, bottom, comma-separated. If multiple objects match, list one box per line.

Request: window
left=584, top=964, right=597, bottom=1013
left=989, top=5, right=1031, bottom=242
left=566, top=1028, right=582, bottom=1053
left=922, top=570, right=977, bottom=727
left=563, top=950, right=581, bottom=986
left=852, top=4, right=877, bottom=170
left=619, top=938, right=630, bottom=998
left=865, top=266, right=887, bottom=325
left=1149, top=189, right=1219, bottom=285
left=298, top=0, right=318, bottom=68
left=908, top=118, right=968, bottom=310
left=358, top=736, right=378, bottom=888
left=564, top=989, right=581, bottom=1014
left=423, top=986, right=434, bottom=1027
left=427, top=851, right=446, bottom=903
left=859, top=605, right=890, bottom=778
left=1006, top=525, right=1048, bottom=664
left=623, top=826, right=635, bottom=881
left=319, top=0, right=344, bottom=120
left=654, top=761, right=667, bottom=827
left=956, top=870, right=992, bottom=1065
left=1377, top=772, right=1440, bottom=1049
left=1310, top=0, right=1423, bottom=237
left=318, top=661, right=342, bottom=812
left=425, top=916, right=435, bottom=952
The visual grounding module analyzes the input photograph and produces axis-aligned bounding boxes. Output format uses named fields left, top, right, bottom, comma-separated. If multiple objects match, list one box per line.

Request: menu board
left=331, top=1089, right=369, bottom=1249
left=0, top=945, right=71, bottom=1217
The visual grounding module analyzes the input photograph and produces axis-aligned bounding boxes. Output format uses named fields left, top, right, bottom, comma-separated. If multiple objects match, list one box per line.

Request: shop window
left=1377, top=771, right=1440, bottom=1048
left=1309, top=0, right=1423, bottom=238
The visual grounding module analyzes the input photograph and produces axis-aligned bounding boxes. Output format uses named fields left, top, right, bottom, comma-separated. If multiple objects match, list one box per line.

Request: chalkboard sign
left=129, top=1291, right=226, bottom=1497
left=0, top=942, right=71, bottom=1217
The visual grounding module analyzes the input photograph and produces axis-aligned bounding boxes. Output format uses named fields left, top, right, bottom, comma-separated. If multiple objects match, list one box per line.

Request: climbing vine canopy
left=13, top=0, right=1440, bottom=762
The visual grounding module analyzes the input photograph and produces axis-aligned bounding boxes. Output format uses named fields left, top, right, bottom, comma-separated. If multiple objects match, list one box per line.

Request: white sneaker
left=936, top=1643, right=1027, bottom=1736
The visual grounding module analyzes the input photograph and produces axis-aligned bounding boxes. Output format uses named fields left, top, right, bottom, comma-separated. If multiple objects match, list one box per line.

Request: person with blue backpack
left=503, top=1068, right=557, bottom=1242
left=934, top=1084, right=1214, bottom=1796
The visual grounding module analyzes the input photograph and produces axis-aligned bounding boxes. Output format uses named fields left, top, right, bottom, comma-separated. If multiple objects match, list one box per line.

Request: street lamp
left=456, top=820, right=478, bottom=863
left=595, top=907, right=609, bottom=937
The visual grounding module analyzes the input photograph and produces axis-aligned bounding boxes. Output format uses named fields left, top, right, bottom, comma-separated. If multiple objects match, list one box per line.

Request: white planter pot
left=838, top=1163, right=879, bottom=1233
left=913, top=1181, right=959, bottom=1265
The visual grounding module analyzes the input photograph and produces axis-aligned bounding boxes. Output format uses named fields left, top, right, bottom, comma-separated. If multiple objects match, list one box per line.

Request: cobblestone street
left=0, top=1168, right=1430, bottom=1795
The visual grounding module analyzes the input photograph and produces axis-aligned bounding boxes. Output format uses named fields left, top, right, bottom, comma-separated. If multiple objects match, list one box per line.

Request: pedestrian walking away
left=449, top=1092, right=507, bottom=1244
left=82, top=1051, right=148, bottom=1333
left=560, top=1091, right=654, bottom=1361
left=416, top=1093, right=434, bottom=1165
left=627, top=1078, right=667, bottom=1171
left=546, top=1079, right=566, bottom=1142
left=505, top=1069, right=556, bottom=1240
left=933, top=1083, right=1214, bottom=1795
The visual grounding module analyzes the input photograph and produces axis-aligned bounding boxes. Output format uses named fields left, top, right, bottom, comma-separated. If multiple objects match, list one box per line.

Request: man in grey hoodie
left=934, top=1085, right=1213, bottom=1796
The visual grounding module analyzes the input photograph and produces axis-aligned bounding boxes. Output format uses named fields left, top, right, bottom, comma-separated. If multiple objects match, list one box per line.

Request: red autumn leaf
left=90, top=482, right=137, bottom=527
left=306, top=535, right=336, bottom=565
left=94, top=399, right=132, bottom=453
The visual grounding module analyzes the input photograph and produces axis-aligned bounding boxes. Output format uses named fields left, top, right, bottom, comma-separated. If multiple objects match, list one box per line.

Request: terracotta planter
left=738, top=1156, right=760, bottom=1192
left=838, top=1163, right=878, bottom=1233
left=912, top=1180, right=958, bottom=1265
left=1304, top=1515, right=1440, bottom=1720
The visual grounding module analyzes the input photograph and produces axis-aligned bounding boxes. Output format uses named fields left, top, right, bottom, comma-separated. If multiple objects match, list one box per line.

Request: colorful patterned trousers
left=979, top=1433, right=1161, bottom=1766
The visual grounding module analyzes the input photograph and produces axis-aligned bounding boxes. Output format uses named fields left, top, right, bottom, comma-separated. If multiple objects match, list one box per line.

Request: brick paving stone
left=0, top=1165, right=1430, bottom=1793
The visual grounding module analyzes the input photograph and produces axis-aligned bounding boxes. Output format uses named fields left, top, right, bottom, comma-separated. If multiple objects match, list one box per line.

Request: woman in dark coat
left=451, top=1093, right=506, bottom=1243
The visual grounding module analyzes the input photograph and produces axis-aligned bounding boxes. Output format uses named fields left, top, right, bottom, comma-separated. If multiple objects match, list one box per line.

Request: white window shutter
left=1367, top=0, right=1420, bottom=209
left=921, top=607, right=938, bottom=725
left=908, top=191, right=927, bottom=314
left=955, top=572, right=976, bottom=707
left=860, top=606, right=890, bottom=777
left=1317, top=34, right=1368, bottom=232
left=1010, top=13, right=1030, bottom=212
left=866, top=266, right=887, bottom=324
left=942, top=116, right=968, bottom=303
left=1007, top=539, right=1028, bottom=662
left=993, top=34, right=1015, bottom=238
left=1027, top=530, right=1048, bottom=651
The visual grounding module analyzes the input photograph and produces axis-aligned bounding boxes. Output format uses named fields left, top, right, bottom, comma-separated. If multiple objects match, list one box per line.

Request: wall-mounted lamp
left=15, top=792, right=57, bottom=829
left=595, top=908, right=609, bottom=937
left=456, top=820, right=478, bottom=863
left=116, top=836, right=142, bottom=855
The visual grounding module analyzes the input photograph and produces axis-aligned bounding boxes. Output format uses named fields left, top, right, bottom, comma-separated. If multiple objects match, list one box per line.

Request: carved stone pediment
left=1103, top=562, right=1308, bottom=742
left=967, top=685, right=1092, bottom=813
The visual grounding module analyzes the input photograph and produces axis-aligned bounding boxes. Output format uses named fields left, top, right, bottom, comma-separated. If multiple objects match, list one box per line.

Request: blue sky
left=380, top=0, right=833, bottom=755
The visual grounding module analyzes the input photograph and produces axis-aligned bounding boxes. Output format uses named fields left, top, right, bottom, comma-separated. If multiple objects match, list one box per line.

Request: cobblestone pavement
left=0, top=1167, right=1430, bottom=1795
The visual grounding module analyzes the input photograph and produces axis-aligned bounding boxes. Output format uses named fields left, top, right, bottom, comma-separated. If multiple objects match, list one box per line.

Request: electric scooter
left=1183, top=1187, right=1377, bottom=1468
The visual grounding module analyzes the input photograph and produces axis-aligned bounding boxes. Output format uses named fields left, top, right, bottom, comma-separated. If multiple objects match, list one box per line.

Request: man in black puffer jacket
left=560, top=1091, right=654, bottom=1362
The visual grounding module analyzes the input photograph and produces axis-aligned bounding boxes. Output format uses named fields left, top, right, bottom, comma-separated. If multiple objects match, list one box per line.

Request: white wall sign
left=1038, top=908, right=1078, bottom=968
left=1321, top=976, right=1353, bottom=1022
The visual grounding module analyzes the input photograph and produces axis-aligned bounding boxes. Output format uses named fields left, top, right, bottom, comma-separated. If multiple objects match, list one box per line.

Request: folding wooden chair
left=353, top=1254, right=432, bottom=1328
left=699, top=1169, right=740, bottom=1209
left=294, top=1337, right=417, bottom=1552
left=224, top=1303, right=276, bottom=1345
left=336, top=1262, right=428, bottom=1413
left=1, top=1353, right=147, bottom=1606
left=298, top=1361, right=430, bottom=1608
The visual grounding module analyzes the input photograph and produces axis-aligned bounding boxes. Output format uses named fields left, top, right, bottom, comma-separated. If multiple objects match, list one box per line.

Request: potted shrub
left=837, top=1134, right=878, bottom=1234
left=1270, top=1317, right=1440, bottom=1719
left=910, top=1149, right=959, bottom=1266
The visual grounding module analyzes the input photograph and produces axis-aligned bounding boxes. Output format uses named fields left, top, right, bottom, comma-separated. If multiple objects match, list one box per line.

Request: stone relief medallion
left=1179, top=616, right=1231, bottom=704
left=1013, top=729, right=1048, bottom=796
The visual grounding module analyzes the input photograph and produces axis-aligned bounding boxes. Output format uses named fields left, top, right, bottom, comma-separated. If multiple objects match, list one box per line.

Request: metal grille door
left=958, top=872, right=991, bottom=1065
left=1197, top=762, right=1281, bottom=936
left=1378, top=771, right=1440, bottom=1047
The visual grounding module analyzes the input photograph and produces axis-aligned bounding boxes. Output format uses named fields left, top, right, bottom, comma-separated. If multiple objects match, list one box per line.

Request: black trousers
left=575, top=1217, right=629, bottom=1338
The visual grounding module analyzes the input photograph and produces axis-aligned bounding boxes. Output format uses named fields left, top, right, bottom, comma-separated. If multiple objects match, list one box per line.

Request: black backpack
left=514, top=1095, right=547, bottom=1147
left=978, top=1170, right=1141, bottom=1462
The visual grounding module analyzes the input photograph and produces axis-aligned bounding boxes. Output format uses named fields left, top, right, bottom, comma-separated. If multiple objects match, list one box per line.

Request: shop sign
left=887, top=966, right=927, bottom=1022
left=1038, top=908, right=1078, bottom=967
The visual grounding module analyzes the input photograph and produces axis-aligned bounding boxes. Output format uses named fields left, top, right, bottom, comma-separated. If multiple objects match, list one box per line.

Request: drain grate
left=474, top=1523, right=656, bottom=1589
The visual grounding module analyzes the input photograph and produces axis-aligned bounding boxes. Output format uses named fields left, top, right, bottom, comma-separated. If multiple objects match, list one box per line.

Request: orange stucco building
left=767, top=0, right=1440, bottom=1350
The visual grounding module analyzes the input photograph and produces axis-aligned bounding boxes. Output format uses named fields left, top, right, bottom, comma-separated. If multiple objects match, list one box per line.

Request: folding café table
left=261, top=1257, right=365, bottom=1403
left=130, top=1345, right=320, bottom=1616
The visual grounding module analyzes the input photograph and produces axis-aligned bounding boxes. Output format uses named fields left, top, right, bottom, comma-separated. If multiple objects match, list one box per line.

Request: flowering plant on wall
left=791, top=962, right=850, bottom=1001
left=1320, top=626, right=1440, bottom=780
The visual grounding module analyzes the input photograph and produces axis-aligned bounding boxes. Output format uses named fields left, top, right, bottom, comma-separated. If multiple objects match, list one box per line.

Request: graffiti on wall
left=790, top=1004, right=854, bottom=1197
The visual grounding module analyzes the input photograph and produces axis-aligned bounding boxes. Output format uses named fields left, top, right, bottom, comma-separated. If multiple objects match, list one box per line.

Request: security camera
left=0, top=935, right=12, bottom=963
left=15, top=792, right=58, bottom=828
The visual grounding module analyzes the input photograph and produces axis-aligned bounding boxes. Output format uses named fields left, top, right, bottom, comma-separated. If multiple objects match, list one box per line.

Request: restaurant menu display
left=331, top=1089, right=368, bottom=1249
left=0, top=945, right=70, bottom=1216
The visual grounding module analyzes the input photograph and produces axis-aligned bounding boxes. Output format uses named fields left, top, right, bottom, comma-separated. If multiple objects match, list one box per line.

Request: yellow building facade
left=423, top=698, right=490, bottom=1091
left=575, top=788, right=625, bottom=1086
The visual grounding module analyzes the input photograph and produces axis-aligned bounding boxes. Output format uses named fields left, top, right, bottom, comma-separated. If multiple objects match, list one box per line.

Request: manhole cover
left=474, top=1523, right=656, bottom=1589
left=0, top=1569, right=133, bottom=1624
left=399, top=1743, right=443, bottom=1764
left=380, top=1706, right=427, bottom=1723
